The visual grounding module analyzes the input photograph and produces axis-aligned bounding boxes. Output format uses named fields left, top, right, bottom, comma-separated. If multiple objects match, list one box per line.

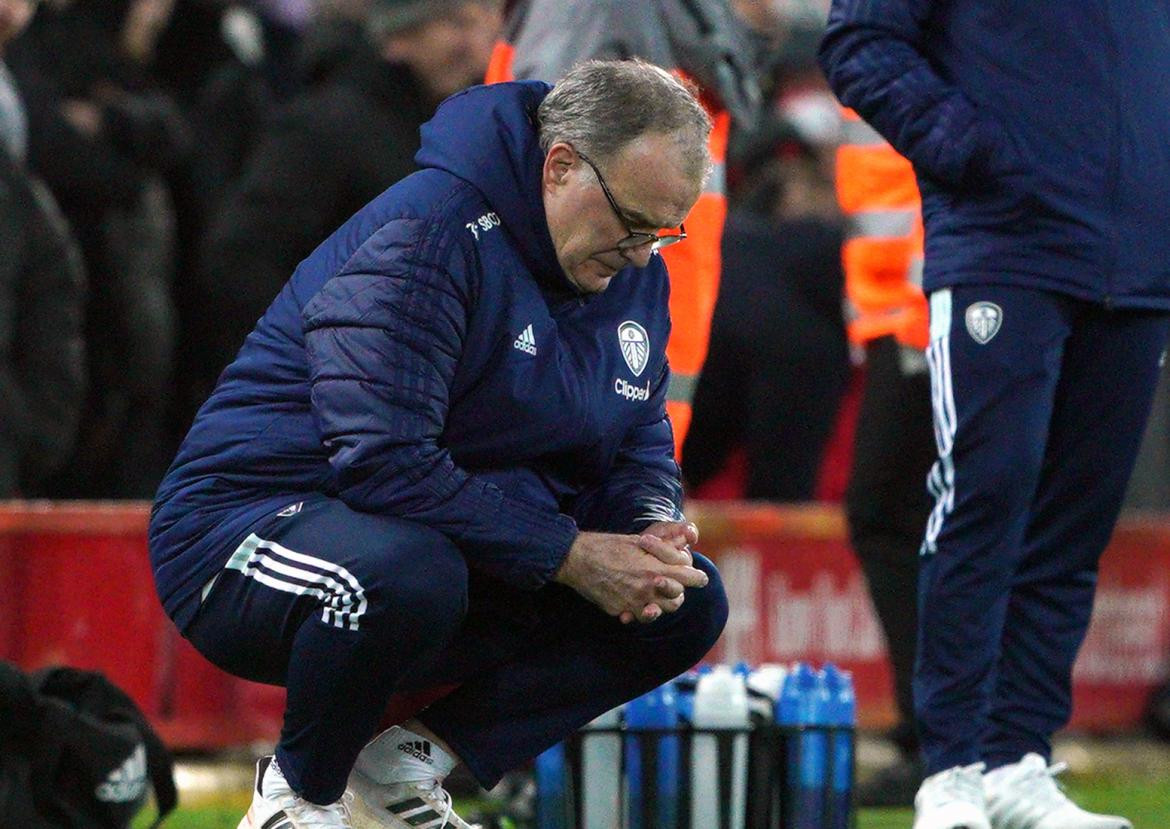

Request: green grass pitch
left=133, top=774, right=1170, bottom=828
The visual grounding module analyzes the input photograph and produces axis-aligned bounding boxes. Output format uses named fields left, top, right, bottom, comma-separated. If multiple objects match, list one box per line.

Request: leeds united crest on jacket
left=618, top=321, right=649, bottom=376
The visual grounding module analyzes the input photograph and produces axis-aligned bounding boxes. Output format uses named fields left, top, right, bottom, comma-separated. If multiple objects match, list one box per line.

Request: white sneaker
left=913, top=763, right=991, bottom=829
left=347, top=727, right=479, bottom=829
left=984, top=753, right=1132, bottom=829
left=239, top=756, right=354, bottom=829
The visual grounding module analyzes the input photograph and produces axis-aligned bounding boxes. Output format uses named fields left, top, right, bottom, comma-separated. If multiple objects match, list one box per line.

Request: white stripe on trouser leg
left=923, top=290, right=958, bottom=556
left=226, top=533, right=368, bottom=630
left=923, top=335, right=957, bottom=556
left=246, top=555, right=358, bottom=627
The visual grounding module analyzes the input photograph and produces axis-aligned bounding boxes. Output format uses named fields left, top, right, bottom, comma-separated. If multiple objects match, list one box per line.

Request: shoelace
left=415, top=779, right=455, bottom=828
left=1003, top=760, right=1072, bottom=812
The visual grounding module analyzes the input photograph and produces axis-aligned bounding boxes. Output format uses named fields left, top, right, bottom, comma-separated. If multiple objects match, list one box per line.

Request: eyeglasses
left=575, top=150, right=687, bottom=252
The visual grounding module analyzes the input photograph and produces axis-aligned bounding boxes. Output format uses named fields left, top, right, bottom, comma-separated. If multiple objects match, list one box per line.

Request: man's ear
left=542, top=143, right=576, bottom=190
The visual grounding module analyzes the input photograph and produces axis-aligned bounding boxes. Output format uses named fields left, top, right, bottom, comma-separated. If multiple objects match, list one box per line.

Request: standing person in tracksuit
left=820, top=2, right=1170, bottom=828
left=149, top=59, right=726, bottom=829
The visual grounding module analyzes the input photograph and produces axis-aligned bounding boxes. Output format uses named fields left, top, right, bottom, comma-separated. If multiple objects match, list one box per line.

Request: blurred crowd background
left=4, top=1, right=1170, bottom=819
left=1, top=0, right=1167, bottom=505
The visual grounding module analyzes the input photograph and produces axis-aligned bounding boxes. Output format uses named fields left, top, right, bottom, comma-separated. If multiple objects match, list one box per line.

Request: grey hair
left=538, top=59, right=714, bottom=188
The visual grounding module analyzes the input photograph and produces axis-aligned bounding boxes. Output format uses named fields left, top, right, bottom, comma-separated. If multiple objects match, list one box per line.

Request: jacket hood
left=415, top=81, right=566, bottom=289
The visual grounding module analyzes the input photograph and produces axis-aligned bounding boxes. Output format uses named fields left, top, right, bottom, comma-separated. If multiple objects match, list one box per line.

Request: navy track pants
left=183, top=496, right=728, bottom=803
left=914, top=284, right=1170, bottom=775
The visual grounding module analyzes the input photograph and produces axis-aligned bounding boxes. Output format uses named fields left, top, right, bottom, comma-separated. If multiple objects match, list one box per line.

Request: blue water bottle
left=777, top=663, right=830, bottom=828
left=823, top=664, right=856, bottom=829
left=624, top=683, right=681, bottom=829
left=534, top=742, right=569, bottom=829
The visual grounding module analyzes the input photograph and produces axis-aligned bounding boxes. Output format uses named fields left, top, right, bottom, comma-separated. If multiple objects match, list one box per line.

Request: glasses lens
left=649, top=234, right=685, bottom=251
left=616, top=229, right=685, bottom=252
left=616, top=234, right=658, bottom=251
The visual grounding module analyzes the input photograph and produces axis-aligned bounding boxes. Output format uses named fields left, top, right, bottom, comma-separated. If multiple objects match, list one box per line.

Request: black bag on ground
left=0, top=662, right=178, bottom=828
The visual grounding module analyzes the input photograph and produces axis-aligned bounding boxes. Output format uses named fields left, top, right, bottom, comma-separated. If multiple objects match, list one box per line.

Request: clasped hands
left=554, top=520, right=708, bottom=625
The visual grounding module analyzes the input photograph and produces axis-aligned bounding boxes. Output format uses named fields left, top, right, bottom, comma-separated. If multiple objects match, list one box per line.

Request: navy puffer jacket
left=150, top=81, right=683, bottom=630
left=819, top=0, right=1170, bottom=308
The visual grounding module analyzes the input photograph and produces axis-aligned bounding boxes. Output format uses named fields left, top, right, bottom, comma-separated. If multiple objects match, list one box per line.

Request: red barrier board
left=0, top=501, right=286, bottom=749
left=690, top=503, right=1170, bottom=732
left=0, top=501, right=1167, bottom=747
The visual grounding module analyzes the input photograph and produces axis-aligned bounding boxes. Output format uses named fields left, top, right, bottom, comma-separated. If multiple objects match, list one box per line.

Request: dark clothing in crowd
left=7, top=1, right=191, bottom=498
left=845, top=334, right=935, bottom=756
left=194, top=41, right=439, bottom=392
left=682, top=212, right=849, bottom=499
left=152, top=1, right=248, bottom=107
left=8, top=4, right=193, bottom=197
left=7, top=49, right=147, bottom=220
left=0, top=153, right=86, bottom=496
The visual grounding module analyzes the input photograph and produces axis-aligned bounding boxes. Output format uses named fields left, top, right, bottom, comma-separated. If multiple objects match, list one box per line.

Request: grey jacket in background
left=504, top=0, right=761, bottom=128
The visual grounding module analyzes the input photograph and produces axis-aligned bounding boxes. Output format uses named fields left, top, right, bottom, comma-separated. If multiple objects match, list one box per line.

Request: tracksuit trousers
left=182, top=496, right=728, bottom=804
left=915, top=284, right=1170, bottom=775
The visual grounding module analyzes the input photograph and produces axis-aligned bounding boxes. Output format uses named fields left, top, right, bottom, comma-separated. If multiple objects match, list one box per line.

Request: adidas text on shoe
left=984, top=753, right=1131, bottom=829
left=348, top=726, right=475, bottom=829
left=239, top=756, right=354, bottom=829
left=913, top=762, right=990, bottom=829
left=396, top=740, right=433, bottom=765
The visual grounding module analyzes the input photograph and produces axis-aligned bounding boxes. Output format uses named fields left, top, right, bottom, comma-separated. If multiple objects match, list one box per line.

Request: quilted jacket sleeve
left=571, top=362, right=684, bottom=534
left=302, top=217, right=578, bottom=589
left=817, top=0, right=1018, bottom=187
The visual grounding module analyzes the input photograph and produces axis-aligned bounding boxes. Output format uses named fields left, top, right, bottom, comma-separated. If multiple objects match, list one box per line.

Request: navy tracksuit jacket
left=820, top=0, right=1170, bottom=774
left=148, top=81, right=727, bottom=802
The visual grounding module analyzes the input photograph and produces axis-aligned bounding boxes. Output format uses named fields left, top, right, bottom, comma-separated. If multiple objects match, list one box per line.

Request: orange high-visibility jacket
left=836, top=108, right=929, bottom=349
left=484, top=2, right=735, bottom=457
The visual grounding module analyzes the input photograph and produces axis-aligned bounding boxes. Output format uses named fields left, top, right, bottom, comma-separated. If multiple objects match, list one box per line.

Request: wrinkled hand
left=554, top=531, right=708, bottom=625
left=621, top=520, right=701, bottom=623
left=641, top=520, right=699, bottom=561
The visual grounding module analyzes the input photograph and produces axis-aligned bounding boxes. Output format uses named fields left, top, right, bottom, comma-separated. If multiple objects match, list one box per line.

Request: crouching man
left=149, top=58, right=726, bottom=829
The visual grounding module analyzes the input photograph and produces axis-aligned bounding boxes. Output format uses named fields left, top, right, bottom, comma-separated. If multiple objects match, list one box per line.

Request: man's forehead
left=608, top=137, right=700, bottom=228
left=614, top=185, right=697, bottom=230
left=618, top=200, right=678, bottom=231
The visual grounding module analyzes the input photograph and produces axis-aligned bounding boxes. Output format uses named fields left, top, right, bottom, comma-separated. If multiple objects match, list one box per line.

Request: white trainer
left=984, top=753, right=1132, bottom=829
left=913, top=762, right=991, bottom=829
left=347, top=726, right=479, bottom=829
left=238, top=756, right=354, bottom=829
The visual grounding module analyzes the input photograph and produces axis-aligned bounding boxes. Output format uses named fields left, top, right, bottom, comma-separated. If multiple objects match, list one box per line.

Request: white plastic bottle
left=580, top=705, right=623, bottom=829
left=747, top=663, right=789, bottom=720
left=691, top=666, right=750, bottom=829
